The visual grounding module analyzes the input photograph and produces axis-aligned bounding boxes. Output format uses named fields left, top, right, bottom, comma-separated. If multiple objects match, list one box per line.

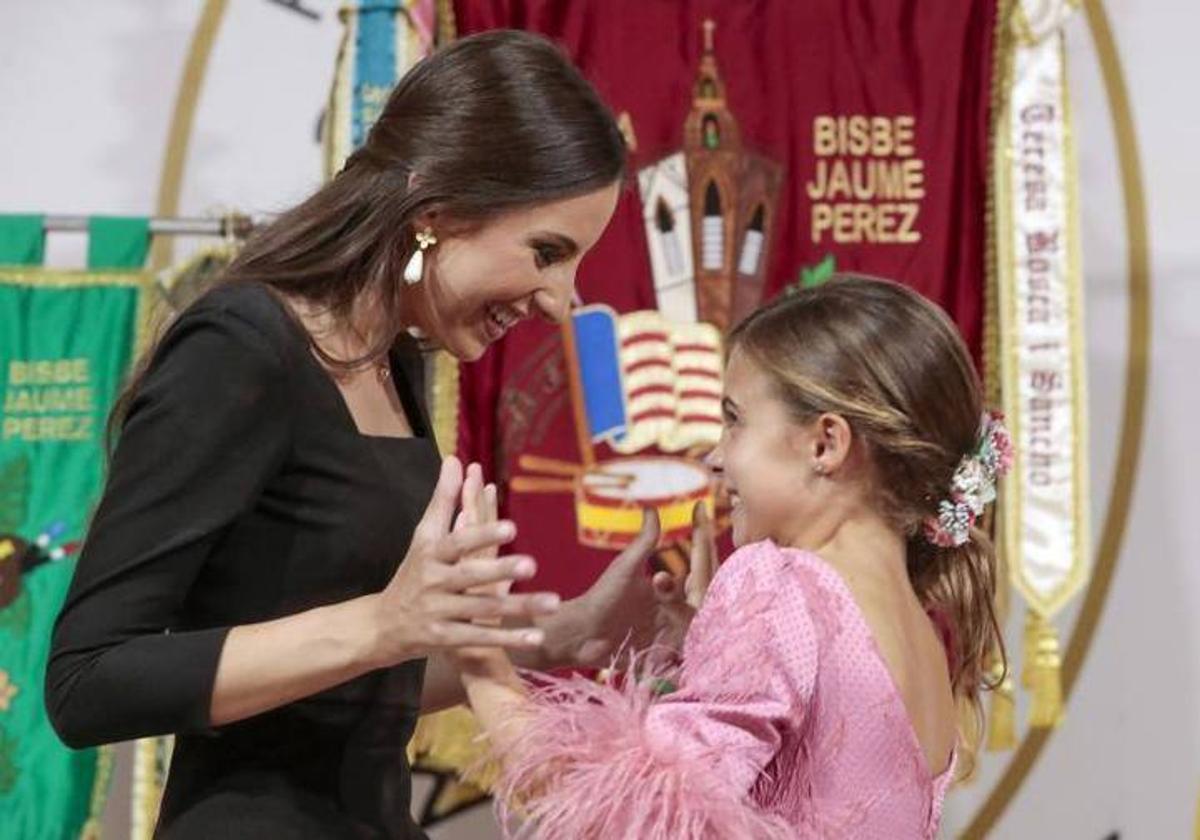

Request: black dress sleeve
left=45, top=306, right=293, bottom=748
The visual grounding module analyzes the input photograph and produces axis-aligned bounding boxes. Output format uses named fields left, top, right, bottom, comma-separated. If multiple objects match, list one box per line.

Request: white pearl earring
left=404, top=227, right=437, bottom=285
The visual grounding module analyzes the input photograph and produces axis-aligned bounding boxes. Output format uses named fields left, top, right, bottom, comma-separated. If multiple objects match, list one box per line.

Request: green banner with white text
left=0, top=269, right=150, bottom=839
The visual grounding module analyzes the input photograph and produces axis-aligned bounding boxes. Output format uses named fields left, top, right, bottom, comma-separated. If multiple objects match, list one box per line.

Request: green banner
left=87, top=216, right=151, bottom=271
left=0, top=270, right=150, bottom=839
left=0, top=216, right=46, bottom=267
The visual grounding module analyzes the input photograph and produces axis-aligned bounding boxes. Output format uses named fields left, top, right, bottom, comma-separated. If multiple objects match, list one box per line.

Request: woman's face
left=411, top=181, right=621, bottom=361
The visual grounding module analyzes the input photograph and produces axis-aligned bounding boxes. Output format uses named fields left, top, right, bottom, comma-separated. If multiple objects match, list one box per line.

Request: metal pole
left=40, top=214, right=255, bottom=238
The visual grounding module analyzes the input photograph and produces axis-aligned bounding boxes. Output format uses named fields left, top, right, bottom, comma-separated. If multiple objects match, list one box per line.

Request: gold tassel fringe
left=986, top=658, right=1017, bottom=751
left=1026, top=612, right=1065, bottom=728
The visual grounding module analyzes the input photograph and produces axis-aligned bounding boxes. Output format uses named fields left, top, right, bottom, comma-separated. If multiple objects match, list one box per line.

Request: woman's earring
left=813, top=463, right=826, bottom=476
left=404, top=227, right=437, bottom=285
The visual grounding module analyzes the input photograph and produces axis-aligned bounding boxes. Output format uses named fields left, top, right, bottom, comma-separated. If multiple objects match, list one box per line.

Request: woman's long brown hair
left=110, top=29, right=626, bottom=441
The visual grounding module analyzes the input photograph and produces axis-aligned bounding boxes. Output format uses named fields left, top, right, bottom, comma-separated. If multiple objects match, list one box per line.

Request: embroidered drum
left=575, top=456, right=714, bottom=549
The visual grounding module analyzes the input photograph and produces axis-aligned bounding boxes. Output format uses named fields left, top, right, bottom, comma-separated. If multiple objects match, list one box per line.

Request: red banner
left=452, top=0, right=997, bottom=599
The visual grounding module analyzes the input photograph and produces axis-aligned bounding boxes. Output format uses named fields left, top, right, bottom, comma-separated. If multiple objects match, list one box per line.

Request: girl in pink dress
left=457, top=275, right=1013, bottom=838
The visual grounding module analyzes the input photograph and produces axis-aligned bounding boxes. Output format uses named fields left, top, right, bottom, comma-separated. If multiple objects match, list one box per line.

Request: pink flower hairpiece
left=923, top=410, right=1014, bottom=548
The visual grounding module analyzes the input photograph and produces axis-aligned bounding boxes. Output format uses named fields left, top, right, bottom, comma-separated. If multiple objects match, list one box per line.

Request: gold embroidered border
left=1062, top=34, right=1092, bottom=621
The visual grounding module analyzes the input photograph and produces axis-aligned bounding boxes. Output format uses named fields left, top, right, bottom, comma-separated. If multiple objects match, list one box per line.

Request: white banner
left=996, top=1, right=1089, bottom=618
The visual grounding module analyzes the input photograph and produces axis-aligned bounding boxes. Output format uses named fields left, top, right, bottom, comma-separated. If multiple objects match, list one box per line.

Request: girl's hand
left=450, top=464, right=530, bottom=674
left=458, top=463, right=506, bottom=605
left=370, top=457, right=560, bottom=667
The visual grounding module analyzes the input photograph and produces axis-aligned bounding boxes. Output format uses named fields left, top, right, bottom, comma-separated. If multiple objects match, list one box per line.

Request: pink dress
left=495, top=539, right=957, bottom=839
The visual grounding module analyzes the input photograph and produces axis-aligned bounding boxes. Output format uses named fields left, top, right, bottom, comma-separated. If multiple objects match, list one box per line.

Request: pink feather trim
left=490, top=653, right=794, bottom=839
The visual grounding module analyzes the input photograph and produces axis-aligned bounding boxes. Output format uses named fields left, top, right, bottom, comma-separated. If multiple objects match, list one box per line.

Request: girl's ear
left=810, top=412, right=852, bottom=474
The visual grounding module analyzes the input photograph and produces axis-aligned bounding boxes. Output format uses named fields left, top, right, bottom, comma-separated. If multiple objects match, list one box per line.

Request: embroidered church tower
left=681, top=20, right=782, bottom=330
left=639, top=19, right=783, bottom=330
left=683, top=20, right=742, bottom=330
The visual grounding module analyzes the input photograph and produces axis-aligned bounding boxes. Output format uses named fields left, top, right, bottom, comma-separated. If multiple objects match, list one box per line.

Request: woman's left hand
left=539, top=501, right=717, bottom=669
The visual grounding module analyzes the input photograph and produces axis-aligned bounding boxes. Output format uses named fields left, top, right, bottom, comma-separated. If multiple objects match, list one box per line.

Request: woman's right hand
left=369, top=456, right=560, bottom=667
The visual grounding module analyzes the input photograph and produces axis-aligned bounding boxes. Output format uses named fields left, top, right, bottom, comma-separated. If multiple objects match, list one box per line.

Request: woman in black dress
left=45, top=31, right=685, bottom=838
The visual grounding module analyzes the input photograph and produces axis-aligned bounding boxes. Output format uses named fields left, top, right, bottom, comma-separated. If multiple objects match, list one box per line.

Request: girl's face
left=708, top=348, right=827, bottom=548
left=408, top=181, right=621, bottom=361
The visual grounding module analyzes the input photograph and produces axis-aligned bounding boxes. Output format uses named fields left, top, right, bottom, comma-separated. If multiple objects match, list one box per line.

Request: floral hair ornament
left=923, top=410, right=1014, bottom=548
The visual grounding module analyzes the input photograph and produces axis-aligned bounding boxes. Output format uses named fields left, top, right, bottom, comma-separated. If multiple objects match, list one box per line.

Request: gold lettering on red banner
left=807, top=115, right=926, bottom=244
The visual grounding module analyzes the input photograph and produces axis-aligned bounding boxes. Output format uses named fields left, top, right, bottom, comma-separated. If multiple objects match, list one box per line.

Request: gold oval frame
left=155, top=2, right=1149, bottom=836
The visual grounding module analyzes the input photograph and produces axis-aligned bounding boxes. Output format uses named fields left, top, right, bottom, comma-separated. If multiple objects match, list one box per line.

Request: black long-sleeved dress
left=46, top=281, right=441, bottom=838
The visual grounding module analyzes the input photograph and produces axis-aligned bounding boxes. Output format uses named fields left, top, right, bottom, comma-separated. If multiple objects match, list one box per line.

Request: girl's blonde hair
left=729, top=274, right=1005, bottom=766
